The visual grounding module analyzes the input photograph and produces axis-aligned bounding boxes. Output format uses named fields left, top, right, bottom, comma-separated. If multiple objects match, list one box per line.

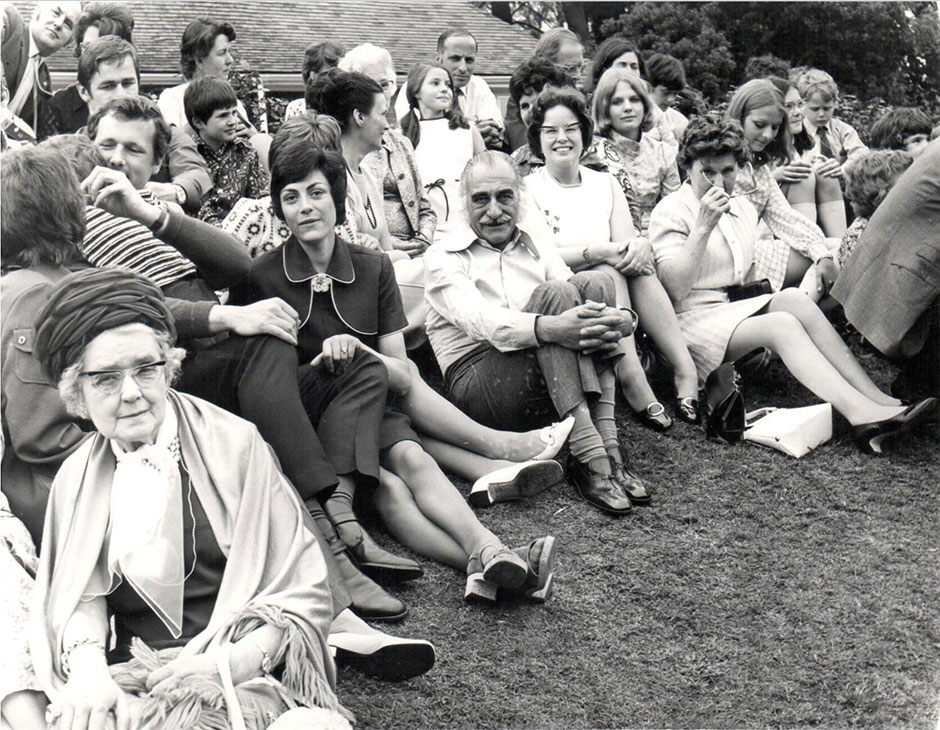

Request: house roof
left=30, top=0, right=537, bottom=81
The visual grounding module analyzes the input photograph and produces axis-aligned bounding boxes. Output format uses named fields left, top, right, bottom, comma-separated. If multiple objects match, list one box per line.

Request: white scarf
left=95, top=401, right=186, bottom=637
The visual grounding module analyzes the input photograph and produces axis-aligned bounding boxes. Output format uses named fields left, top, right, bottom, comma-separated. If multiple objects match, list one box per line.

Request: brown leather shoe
left=567, top=456, right=633, bottom=514
left=610, top=444, right=652, bottom=505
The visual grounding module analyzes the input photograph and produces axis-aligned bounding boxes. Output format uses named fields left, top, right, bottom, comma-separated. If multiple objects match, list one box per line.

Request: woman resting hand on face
left=647, top=113, right=935, bottom=455
left=522, top=88, right=700, bottom=430
left=30, top=268, right=349, bottom=730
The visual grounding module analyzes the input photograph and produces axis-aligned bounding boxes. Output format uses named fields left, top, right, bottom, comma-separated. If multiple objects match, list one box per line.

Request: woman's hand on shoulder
left=312, top=334, right=363, bottom=374
left=773, top=161, right=812, bottom=184
left=52, top=671, right=130, bottom=730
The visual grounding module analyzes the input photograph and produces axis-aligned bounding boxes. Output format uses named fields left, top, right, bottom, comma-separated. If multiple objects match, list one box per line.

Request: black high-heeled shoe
left=853, top=398, right=937, bottom=455
left=675, top=397, right=699, bottom=424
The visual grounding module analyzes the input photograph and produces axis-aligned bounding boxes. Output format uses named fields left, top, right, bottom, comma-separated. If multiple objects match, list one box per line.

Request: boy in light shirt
left=797, top=68, right=868, bottom=178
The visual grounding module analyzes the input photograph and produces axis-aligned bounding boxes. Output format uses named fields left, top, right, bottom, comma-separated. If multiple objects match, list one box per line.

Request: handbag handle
left=745, top=407, right=778, bottom=427
left=216, top=643, right=248, bottom=730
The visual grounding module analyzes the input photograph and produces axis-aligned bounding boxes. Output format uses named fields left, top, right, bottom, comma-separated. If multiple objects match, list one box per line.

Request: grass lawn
left=337, top=354, right=939, bottom=729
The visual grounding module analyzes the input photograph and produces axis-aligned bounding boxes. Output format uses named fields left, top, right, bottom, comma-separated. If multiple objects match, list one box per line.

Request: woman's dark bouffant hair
left=400, top=63, right=469, bottom=149
left=677, top=113, right=750, bottom=172
left=179, top=18, right=235, bottom=80
left=526, top=88, right=594, bottom=161
left=305, top=68, right=382, bottom=134
left=1, top=147, right=85, bottom=269
left=270, top=140, right=347, bottom=226
left=588, top=37, right=647, bottom=92
left=301, top=40, right=345, bottom=85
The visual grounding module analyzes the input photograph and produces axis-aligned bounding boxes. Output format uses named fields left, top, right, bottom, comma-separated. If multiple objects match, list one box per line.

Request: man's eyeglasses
left=556, top=60, right=590, bottom=77
left=80, top=361, right=167, bottom=394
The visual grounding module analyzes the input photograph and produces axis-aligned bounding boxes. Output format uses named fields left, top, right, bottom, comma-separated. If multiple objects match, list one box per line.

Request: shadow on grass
left=338, top=356, right=940, bottom=730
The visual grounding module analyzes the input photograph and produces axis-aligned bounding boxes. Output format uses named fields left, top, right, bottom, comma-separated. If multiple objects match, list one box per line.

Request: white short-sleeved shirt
left=394, top=74, right=502, bottom=126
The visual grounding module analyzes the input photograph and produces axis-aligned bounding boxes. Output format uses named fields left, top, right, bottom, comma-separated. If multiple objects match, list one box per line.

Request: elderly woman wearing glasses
left=30, top=268, right=351, bottom=730
left=648, top=113, right=935, bottom=454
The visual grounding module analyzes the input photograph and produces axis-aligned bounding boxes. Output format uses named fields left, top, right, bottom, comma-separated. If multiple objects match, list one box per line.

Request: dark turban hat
left=33, top=268, right=176, bottom=384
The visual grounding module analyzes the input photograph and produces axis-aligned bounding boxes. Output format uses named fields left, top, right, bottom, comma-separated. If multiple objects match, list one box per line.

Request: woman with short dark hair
left=648, top=113, right=935, bottom=454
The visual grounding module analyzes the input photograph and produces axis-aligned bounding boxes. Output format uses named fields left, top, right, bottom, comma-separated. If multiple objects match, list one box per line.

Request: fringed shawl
left=32, top=390, right=347, bottom=722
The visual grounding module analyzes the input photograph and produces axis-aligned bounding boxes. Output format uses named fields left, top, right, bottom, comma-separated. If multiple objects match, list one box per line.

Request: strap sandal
left=464, top=543, right=527, bottom=601
left=635, top=402, right=673, bottom=432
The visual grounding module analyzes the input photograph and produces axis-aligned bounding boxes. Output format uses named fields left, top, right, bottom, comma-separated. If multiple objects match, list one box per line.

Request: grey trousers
left=447, top=271, right=616, bottom=431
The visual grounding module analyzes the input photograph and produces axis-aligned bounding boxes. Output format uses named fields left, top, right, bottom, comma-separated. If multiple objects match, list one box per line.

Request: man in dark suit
left=2, top=2, right=82, bottom=136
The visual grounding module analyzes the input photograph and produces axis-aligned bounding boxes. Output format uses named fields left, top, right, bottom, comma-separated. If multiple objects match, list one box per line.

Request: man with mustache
left=424, top=151, right=654, bottom=515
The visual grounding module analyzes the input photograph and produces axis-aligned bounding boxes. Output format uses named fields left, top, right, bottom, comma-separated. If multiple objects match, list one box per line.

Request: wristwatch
left=173, top=183, right=187, bottom=206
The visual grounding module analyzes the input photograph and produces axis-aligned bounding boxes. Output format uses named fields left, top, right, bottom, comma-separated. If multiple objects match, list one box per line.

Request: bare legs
left=400, top=360, right=549, bottom=461
left=591, top=264, right=659, bottom=410
left=1, top=690, right=48, bottom=730
left=814, top=173, right=847, bottom=238
left=420, top=437, right=515, bottom=481
left=727, top=289, right=904, bottom=425
left=627, top=274, right=699, bottom=399
left=781, top=176, right=818, bottom=223
left=782, top=171, right=847, bottom=238
left=592, top=264, right=698, bottom=406
left=376, top=445, right=506, bottom=569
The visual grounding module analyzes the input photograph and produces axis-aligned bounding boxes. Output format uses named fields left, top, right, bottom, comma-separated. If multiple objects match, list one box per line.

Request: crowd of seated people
left=1, top=4, right=938, bottom=728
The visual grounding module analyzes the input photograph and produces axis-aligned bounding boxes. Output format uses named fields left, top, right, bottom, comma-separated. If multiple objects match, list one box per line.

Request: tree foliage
left=597, top=2, right=940, bottom=104
left=600, top=3, right=735, bottom=101
left=483, top=2, right=940, bottom=106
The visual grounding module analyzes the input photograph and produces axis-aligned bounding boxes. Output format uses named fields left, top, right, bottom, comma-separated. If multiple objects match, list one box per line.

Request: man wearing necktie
left=2, top=2, right=82, bottom=136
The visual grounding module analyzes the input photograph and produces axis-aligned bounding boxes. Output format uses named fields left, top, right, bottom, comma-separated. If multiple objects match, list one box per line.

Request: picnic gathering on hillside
left=1, top=2, right=938, bottom=728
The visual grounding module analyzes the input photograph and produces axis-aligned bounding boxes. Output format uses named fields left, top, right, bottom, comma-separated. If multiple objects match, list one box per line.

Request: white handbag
left=744, top=403, right=833, bottom=458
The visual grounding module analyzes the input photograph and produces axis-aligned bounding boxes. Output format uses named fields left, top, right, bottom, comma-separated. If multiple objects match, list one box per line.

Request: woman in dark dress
left=229, top=139, right=558, bottom=603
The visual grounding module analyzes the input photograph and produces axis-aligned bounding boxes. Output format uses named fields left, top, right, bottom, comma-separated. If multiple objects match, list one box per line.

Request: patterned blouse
left=594, top=132, right=681, bottom=236
left=195, top=136, right=270, bottom=226
left=361, top=130, right=437, bottom=245
left=837, top=216, right=868, bottom=268
left=736, top=163, right=832, bottom=290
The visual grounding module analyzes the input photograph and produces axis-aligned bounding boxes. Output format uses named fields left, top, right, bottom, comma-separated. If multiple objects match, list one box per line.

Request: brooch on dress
left=311, top=273, right=332, bottom=293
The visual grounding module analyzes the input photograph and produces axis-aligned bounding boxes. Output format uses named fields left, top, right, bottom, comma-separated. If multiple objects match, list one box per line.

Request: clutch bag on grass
left=744, top=403, right=832, bottom=458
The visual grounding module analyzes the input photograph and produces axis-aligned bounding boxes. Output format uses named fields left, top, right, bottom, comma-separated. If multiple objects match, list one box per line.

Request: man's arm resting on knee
left=535, top=305, right=633, bottom=354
